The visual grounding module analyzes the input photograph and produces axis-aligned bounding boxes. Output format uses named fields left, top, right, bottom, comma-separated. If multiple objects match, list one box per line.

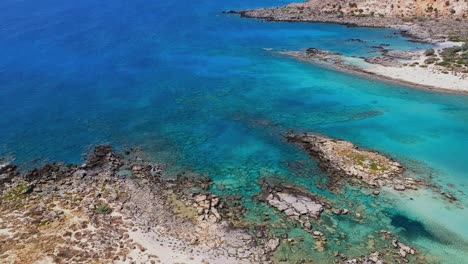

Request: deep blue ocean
left=1, top=0, right=467, bottom=262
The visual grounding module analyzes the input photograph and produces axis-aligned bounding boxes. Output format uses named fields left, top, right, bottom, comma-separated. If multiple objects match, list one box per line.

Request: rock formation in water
left=257, top=177, right=327, bottom=229
left=256, top=177, right=418, bottom=263
left=286, top=133, right=425, bottom=191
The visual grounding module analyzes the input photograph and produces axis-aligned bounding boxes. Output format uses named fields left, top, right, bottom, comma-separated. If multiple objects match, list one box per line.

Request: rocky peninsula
left=286, top=133, right=425, bottom=191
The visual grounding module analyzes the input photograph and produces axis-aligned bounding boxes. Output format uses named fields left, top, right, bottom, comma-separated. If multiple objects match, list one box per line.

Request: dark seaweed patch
left=350, top=110, right=383, bottom=120
left=390, top=213, right=446, bottom=244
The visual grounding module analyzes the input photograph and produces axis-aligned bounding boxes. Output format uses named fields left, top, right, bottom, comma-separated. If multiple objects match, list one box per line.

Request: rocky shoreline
left=0, top=146, right=276, bottom=263
left=286, top=132, right=459, bottom=202
left=0, top=144, right=455, bottom=263
left=227, top=1, right=468, bottom=43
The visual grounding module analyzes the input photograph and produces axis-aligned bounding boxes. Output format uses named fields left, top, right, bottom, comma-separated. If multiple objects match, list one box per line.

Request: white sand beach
left=366, top=62, right=468, bottom=92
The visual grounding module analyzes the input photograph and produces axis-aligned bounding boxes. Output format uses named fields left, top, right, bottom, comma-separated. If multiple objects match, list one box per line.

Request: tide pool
left=0, top=0, right=467, bottom=262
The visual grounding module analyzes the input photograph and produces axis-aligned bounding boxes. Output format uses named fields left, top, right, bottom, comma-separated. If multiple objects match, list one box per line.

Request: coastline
left=0, top=144, right=431, bottom=263
left=2, top=0, right=468, bottom=263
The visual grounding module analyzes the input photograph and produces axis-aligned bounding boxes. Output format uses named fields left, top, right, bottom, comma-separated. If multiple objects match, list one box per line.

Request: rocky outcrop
left=0, top=164, right=19, bottom=187
left=257, top=177, right=330, bottom=232
left=363, top=48, right=419, bottom=67
left=392, top=238, right=416, bottom=258
left=280, top=49, right=362, bottom=73
left=286, top=133, right=425, bottom=191
left=364, top=56, right=402, bottom=67
left=266, top=191, right=324, bottom=219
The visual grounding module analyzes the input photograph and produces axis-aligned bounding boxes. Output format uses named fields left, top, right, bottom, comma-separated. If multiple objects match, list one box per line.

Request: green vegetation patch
left=166, top=192, right=198, bottom=222
left=431, top=43, right=468, bottom=70
left=95, top=204, right=112, bottom=215
left=1, top=181, right=28, bottom=201
left=424, top=48, right=435, bottom=56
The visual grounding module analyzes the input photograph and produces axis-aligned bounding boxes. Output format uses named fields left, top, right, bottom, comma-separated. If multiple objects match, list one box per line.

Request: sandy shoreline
left=367, top=61, right=468, bottom=93
left=277, top=49, right=468, bottom=94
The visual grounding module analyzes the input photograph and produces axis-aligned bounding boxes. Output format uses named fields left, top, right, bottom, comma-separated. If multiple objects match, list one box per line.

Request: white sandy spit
left=366, top=62, right=468, bottom=92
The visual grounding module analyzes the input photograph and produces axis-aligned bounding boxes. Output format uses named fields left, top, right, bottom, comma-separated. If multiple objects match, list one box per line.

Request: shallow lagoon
left=0, top=0, right=467, bottom=262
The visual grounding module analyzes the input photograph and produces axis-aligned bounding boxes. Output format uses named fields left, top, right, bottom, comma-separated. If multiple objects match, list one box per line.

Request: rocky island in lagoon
left=1, top=0, right=468, bottom=263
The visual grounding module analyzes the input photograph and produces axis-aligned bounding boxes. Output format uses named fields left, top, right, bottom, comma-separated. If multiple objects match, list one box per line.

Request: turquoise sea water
left=1, top=0, right=467, bottom=262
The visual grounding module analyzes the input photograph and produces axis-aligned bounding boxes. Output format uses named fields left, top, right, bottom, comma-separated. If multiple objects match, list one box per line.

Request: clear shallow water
left=1, top=0, right=467, bottom=262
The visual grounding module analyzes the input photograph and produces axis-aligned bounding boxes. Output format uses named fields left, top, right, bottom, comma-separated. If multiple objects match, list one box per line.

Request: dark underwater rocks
left=347, top=38, right=367, bottom=43
left=390, top=213, right=437, bottom=241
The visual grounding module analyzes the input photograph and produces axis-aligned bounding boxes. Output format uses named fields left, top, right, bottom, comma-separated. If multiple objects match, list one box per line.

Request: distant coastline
left=228, top=0, right=468, bottom=43
left=226, top=0, right=468, bottom=93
